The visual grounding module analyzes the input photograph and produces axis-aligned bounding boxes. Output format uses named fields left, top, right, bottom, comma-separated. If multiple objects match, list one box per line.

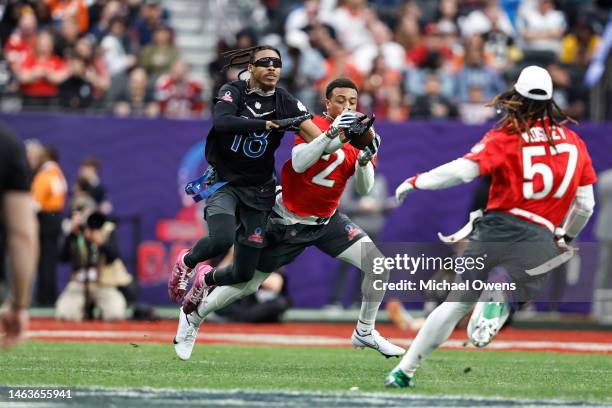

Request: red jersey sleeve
left=578, top=139, right=597, bottom=186
left=463, top=131, right=510, bottom=176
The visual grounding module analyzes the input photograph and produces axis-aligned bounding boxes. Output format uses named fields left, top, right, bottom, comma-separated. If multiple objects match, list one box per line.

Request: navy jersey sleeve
left=0, top=125, right=30, bottom=193
left=213, top=83, right=267, bottom=133
left=282, top=92, right=310, bottom=118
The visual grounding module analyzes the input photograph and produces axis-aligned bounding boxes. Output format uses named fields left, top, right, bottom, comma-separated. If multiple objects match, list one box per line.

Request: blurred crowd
left=210, top=0, right=609, bottom=123
left=0, top=0, right=203, bottom=118
left=0, top=0, right=609, bottom=122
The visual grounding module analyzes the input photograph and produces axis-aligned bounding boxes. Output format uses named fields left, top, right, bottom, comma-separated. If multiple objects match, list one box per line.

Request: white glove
left=395, top=176, right=418, bottom=204
left=331, top=110, right=358, bottom=129
left=357, top=133, right=381, bottom=166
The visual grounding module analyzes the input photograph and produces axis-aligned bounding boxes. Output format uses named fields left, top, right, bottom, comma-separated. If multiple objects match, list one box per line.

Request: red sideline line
left=28, top=318, right=612, bottom=343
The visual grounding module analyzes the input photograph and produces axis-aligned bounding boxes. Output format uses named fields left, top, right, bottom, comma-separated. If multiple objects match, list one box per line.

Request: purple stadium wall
left=2, top=113, right=611, bottom=312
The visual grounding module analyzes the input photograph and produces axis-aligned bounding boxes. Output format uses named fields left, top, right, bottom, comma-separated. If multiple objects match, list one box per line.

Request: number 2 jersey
left=281, top=115, right=363, bottom=218
left=464, top=120, right=597, bottom=228
left=205, top=80, right=309, bottom=186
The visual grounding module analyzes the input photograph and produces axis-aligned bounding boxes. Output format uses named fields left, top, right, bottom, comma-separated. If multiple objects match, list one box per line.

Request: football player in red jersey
left=173, top=78, right=405, bottom=360
left=385, top=66, right=597, bottom=388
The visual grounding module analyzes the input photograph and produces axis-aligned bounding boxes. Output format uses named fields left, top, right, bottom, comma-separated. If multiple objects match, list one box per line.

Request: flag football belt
left=437, top=207, right=558, bottom=244
left=437, top=208, right=575, bottom=276
left=269, top=196, right=333, bottom=226
left=185, top=167, right=228, bottom=203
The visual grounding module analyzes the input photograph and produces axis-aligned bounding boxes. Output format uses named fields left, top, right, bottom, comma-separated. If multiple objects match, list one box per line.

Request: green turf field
left=1, top=342, right=611, bottom=406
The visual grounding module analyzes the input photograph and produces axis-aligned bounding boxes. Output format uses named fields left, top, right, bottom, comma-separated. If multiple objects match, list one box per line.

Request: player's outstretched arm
left=212, top=85, right=276, bottom=133
left=1, top=191, right=38, bottom=349
left=395, top=158, right=480, bottom=204
left=561, top=184, right=595, bottom=241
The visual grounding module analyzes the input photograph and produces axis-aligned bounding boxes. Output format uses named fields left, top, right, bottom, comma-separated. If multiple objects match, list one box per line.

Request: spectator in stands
left=47, top=0, right=89, bottom=34
left=405, top=51, right=455, bottom=100
left=133, top=0, right=165, bottom=47
left=59, top=36, right=110, bottom=109
left=351, top=20, right=405, bottom=74
left=560, top=20, right=601, bottom=68
left=75, top=156, right=113, bottom=214
left=89, top=0, right=123, bottom=42
left=547, top=61, right=588, bottom=119
left=360, top=54, right=407, bottom=121
left=317, top=48, right=363, bottom=96
left=460, top=0, right=515, bottom=38
left=4, top=9, right=38, bottom=70
left=53, top=17, right=79, bottom=58
left=100, top=16, right=136, bottom=77
left=139, top=25, right=179, bottom=81
left=394, top=14, right=424, bottom=67
left=56, top=210, right=129, bottom=321
left=458, top=85, right=496, bottom=124
left=15, top=29, right=70, bottom=108
left=329, top=0, right=376, bottom=51
left=433, top=0, right=459, bottom=35
left=517, top=0, right=566, bottom=56
left=113, top=67, right=158, bottom=117
left=155, top=60, right=204, bottom=118
left=284, top=0, right=332, bottom=41
left=482, top=14, right=518, bottom=72
left=411, top=72, right=458, bottom=119
left=27, top=141, right=67, bottom=307
left=0, top=49, right=19, bottom=100
left=454, top=35, right=505, bottom=103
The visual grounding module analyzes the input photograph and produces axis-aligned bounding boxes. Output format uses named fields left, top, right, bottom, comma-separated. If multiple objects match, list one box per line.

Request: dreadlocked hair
left=221, top=45, right=281, bottom=78
left=488, top=89, right=577, bottom=148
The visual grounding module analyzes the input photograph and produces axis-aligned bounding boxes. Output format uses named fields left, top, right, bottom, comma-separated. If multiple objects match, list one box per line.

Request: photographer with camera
left=55, top=200, right=130, bottom=321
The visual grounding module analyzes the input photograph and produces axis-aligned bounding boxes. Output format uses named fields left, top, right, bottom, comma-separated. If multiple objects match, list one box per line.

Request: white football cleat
left=351, top=329, right=405, bottom=358
left=467, top=302, right=509, bottom=348
left=173, top=307, right=200, bottom=360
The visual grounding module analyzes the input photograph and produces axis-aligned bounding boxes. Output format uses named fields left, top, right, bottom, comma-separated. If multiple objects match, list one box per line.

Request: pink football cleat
left=168, top=249, right=194, bottom=303
left=182, top=264, right=214, bottom=315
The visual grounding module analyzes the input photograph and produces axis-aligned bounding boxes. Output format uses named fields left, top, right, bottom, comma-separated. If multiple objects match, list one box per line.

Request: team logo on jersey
left=345, top=224, right=362, bottom=241
left=248, top=227, right=264, bottom=244
left=255, top=101, right=262, bottom=110
left=297, top=100, right=307, bottom=112
left=221, top=91, right=233, bottom=103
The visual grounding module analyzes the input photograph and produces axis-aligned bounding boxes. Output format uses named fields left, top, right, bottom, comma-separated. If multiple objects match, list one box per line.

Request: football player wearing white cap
left=386, top=66, right=597, bottom=388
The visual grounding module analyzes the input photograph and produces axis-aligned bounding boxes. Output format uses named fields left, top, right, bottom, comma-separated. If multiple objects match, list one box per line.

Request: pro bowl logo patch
left=248, top=227, right=264, bottom=244
left=221, top=91, right=233, bottom=103
left=345, top=224, right=361, bottom=241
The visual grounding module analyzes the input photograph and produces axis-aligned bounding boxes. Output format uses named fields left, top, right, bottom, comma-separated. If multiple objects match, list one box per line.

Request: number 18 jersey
left=464, top=121, right=597, bottom=227
left=281, top=115, right=361, bottom=217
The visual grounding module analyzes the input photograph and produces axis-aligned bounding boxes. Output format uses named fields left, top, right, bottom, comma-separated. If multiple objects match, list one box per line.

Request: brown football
left=348, top=113, right=375, bottom=150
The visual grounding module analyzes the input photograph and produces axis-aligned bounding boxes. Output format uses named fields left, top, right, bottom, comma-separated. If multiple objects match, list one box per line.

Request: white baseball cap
left=514, top=65, right=553, bottom=101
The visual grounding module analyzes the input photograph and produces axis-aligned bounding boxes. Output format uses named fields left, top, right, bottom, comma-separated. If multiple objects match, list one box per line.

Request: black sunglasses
left=253, top=57, right=282, bottom=68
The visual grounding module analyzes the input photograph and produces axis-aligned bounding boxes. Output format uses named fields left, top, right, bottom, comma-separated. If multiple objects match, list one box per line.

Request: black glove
left=273, top=113, right=313, bottom=131
left=344, top=114, right=376, bottom=141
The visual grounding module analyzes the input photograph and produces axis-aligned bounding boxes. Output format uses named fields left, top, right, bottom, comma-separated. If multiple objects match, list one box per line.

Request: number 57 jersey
left=464, top=120, right=597, bottom=228
left=281, top=115, right=362, bottom=218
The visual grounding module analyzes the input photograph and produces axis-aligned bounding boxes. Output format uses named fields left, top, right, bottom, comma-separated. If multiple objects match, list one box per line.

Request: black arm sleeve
left=213, top=84, right=267, bottom=133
